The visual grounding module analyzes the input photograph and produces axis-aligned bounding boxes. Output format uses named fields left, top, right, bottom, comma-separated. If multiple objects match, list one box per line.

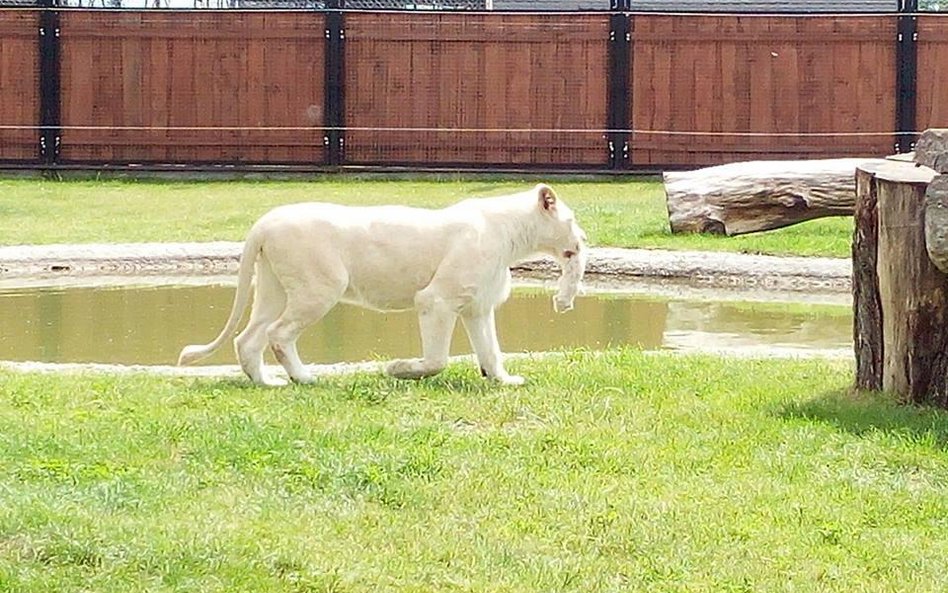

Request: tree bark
left=915, top=128, right=948, bottom=173
left=853, top=167, right=882, bottom=392
left=925, top=175, right=948, bottom=275
left=664, top=158, right=885, bottom=236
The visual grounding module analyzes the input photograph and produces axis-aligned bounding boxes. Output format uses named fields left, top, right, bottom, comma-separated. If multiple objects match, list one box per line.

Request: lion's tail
left=177, top=229, right=263, bottom=366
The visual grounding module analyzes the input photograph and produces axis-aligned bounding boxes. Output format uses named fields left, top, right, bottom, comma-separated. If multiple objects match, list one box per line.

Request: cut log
left=853, top=159, right=948, bottom=405
left=664, top=158, right=885, bottom=236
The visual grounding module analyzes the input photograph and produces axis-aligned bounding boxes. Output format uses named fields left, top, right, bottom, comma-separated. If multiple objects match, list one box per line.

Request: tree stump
left=664, top=158, right=885, bottom=236
left=853, top=159, right=948, bottom=405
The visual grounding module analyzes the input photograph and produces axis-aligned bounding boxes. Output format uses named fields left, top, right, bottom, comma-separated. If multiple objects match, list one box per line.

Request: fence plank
left=918, top=16, right=948, bottom=134
left=58, top=11, right=326, bottom=165
left=0, top=10, right=40, bottom=163
left=630, top=14, right=897, bottom=167
left=344, top=12, right=610, bottom=167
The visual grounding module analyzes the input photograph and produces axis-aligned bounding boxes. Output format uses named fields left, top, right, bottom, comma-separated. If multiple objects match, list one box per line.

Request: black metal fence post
left=896, top=0, right=918, bottom=153
left=324, top=0, right=345, bottom=166
left=38, top=0, right=61, bottom=167
left=607, top=1, right=630, bottom=170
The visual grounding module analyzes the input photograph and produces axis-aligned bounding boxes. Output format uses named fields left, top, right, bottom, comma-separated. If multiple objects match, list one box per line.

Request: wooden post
left=853, top=159, right=948, bottom=405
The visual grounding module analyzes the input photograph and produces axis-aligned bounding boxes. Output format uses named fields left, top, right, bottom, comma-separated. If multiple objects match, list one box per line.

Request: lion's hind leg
left=235, top=259, right=288, bottom=387
left=266, top=281, right=345, bottom=385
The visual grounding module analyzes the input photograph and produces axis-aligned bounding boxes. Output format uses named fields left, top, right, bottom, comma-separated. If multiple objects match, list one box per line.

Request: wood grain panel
left=0, top=10, right=40, bottom=162
left=58, top=11, right=325, bottom=164
left=917, top=16, right=948, bottom=135
left=344, top=12, right=609, bottom=167
left=631, top=15, right=897, bottom=167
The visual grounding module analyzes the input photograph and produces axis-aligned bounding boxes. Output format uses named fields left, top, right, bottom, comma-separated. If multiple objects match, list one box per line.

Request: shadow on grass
left=172, top=363, right=517, bottom=414
left=777, top=388, right=948, bottom=450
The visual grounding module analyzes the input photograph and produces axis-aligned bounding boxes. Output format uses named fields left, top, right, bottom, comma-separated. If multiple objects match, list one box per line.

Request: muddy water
left=0, top=283, right=852, bottom=366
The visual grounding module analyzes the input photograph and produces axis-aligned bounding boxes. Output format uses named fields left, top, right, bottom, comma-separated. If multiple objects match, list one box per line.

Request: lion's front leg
left=386, top=292, right=457, bottom=380
left=461, top=308, right=524, bottom=386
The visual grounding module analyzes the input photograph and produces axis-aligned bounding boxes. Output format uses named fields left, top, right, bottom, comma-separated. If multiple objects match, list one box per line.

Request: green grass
left=3, top=351, right=948, bottom=592
left=0, top=177, right=853, bottom=257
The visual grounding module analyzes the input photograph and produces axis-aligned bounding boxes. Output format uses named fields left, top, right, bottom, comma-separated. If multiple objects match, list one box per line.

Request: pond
left=0, top=280, right=853, bottom=367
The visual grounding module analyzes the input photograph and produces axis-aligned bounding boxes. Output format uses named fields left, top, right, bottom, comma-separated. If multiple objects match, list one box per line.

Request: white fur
left=177, top=183, right=587, bottom=386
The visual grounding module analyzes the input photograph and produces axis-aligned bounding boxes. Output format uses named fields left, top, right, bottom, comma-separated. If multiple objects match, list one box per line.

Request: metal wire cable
left=0, top=124, right=923, bottom=136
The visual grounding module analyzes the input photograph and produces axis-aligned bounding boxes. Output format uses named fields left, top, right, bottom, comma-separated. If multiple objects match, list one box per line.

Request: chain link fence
left=343, top=0, right=485, bottom=7
left=5, top=0, right=489, bottom=7
left=4, top=0, right=947, bottom=10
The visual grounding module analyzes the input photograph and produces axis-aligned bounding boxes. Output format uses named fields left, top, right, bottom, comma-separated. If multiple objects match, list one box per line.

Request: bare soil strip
left=0, top=242, right=851, bottom=294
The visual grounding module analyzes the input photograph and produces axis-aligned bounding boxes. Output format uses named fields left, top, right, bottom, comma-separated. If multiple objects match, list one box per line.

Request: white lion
left=177, top=183, right=587, bottom=386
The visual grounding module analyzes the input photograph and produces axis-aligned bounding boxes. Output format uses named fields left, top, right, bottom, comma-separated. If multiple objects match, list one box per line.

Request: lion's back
left=253, top=201, right=483, bottom=310
left=256, top=201, right=472, bottom=255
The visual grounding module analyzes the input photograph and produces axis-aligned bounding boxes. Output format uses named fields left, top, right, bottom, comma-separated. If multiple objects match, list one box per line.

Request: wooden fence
left=1, top=9, right=946, bottom=171
left=344, top=13, right=609, bottom=166
left=58, top=11, right=326, bottom=164
left=0, top=11, right=39, bottom=162
left=630, top=15, right=898, bottom=166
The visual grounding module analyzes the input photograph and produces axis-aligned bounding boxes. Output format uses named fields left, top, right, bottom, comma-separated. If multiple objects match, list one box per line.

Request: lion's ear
left=537, top=184, right=557, bottom=212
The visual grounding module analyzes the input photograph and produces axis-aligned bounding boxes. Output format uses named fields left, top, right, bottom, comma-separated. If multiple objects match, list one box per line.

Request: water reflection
left=0, top=284, right=852, bottom=365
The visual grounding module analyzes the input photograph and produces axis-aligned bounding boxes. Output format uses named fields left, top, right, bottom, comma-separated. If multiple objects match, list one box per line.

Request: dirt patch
left=0, top=242, right=851, bottom=295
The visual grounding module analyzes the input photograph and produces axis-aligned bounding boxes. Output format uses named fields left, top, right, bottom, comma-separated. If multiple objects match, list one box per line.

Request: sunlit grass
left=0, top=176, right=853, bottom=257
left=3, top=351, right=948, bottom=592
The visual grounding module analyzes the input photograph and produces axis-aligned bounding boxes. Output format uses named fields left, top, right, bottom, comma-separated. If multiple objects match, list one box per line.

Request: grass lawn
left=0, top=175, right=884, bottom=591
left=0, top=177, right=853, bottom=258
left=3, top=351, right=948, bottom=592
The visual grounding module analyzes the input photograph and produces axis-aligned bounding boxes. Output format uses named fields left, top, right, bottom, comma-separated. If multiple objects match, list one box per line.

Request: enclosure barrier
left=1, top=3, right=947, bottom=172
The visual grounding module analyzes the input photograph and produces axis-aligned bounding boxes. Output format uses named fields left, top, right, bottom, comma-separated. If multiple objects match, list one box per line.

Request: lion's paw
left=386, top=359, right=445, bottom=380
left=258, top=375, right=289, bottom=387
left=289, top=371, right=315, bottom=385
left=386, top=359, right=414, bottom=379
left=496, top=374, right=525, bottom=386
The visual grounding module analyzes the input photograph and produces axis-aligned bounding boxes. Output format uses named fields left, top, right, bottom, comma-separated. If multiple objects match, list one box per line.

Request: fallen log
left=664, top=158, right=885, bottom=236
